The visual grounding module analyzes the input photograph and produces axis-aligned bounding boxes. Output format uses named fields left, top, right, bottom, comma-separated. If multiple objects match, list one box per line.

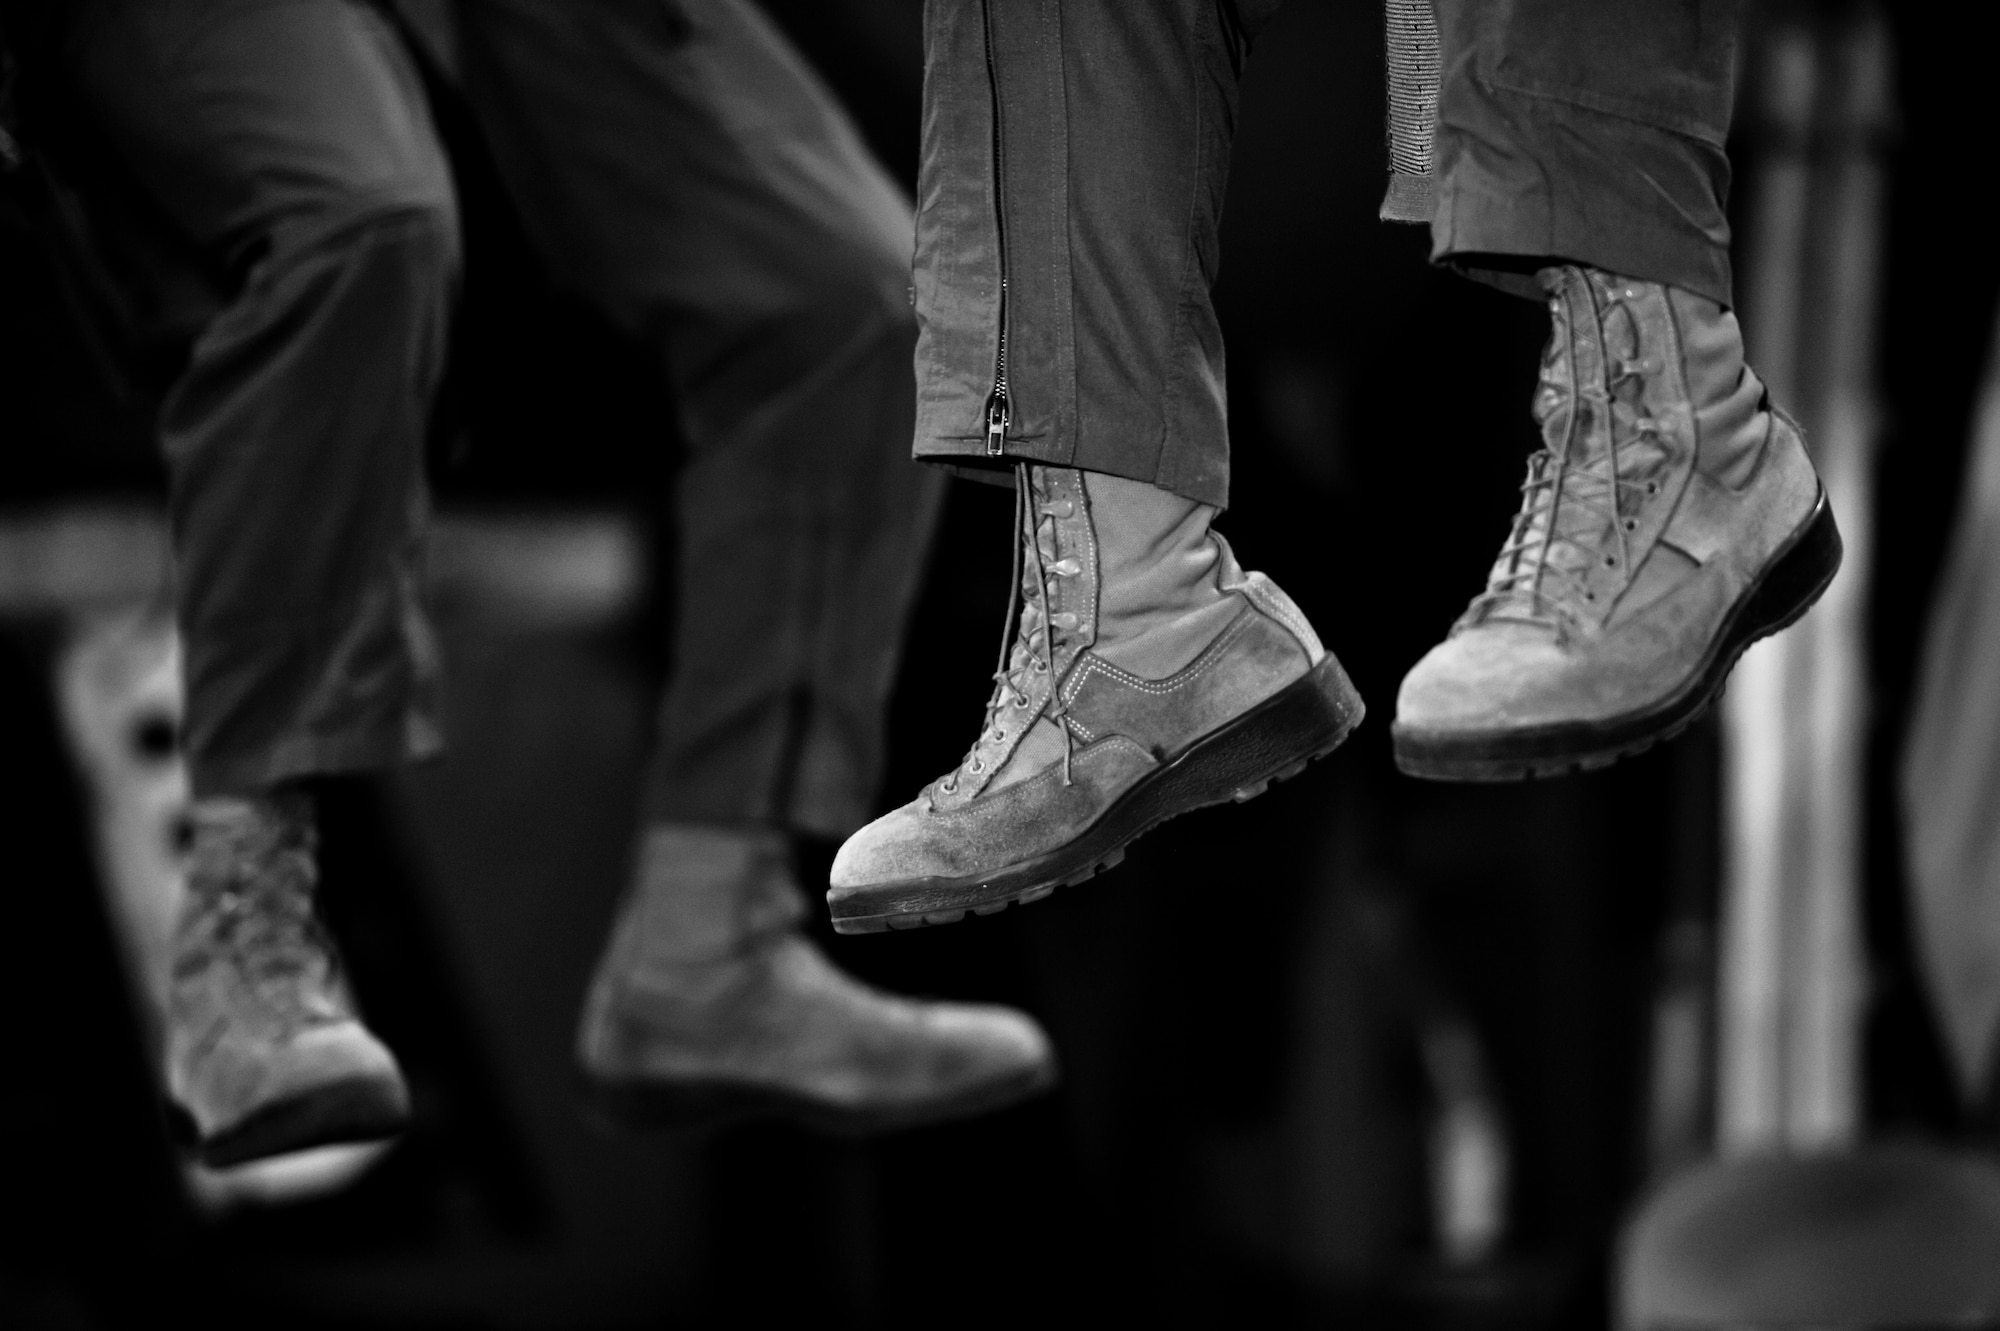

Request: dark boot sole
left=576, top=1055, right=1058, bottom=1139
left=174, top=1074, right=410, bottom=1169
left=830, top=652, right=1365, bottom=935
left=1391, top=491, right=1843, bottom=782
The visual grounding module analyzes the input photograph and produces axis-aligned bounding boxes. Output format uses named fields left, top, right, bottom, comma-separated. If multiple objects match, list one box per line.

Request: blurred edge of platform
left=0, top=503, right=645, bottom=630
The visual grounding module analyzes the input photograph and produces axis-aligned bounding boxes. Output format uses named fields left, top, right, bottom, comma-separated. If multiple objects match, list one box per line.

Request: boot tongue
left=945, top=563, right=1062, bottom=798
left=1470, top=369, right=1616, bottom=626
left=1472, top=276, right=1672, bottom=628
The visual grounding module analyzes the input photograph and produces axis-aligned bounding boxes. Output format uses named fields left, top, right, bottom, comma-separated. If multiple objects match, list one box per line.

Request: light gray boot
left=1393, top=266, right=1842, bottom=780
left=166, top=790, right=408, bottom=1166
left=829, top=468, right=1362, bottom=932
left=576, top=824, right=1056, bottom=1134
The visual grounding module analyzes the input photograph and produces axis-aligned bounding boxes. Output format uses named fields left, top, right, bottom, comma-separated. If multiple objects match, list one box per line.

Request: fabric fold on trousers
left=1427, top=0, right=1741, bottom=308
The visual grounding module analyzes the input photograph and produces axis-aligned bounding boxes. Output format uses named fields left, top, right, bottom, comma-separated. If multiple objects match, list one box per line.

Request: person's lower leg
left=833, top=0, right=1360, bottom=930
left=586, top=303, right=1052, bottom=1131
left=1392, top=1, right=1837, bottom=779
left=1392, top=265, right=1836, bottom=778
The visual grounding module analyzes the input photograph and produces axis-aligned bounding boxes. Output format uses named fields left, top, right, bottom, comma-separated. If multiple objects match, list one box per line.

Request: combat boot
left=576, top=824, right=1056, bottom=1134
left=829, top=467, right=1363, bottom=932
left=1393, top=266, right=1842, bottom=780
left=166, top=790, right=408, bottom=1166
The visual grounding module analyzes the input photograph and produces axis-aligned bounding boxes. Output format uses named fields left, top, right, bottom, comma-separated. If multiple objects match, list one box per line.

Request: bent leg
left=413, top=3, right=1061, bottom=1132
left=75, top=0, right=458, bottom=796
left=451, top=0, right=938, bottom=839
left=68, top=0, right=450, bottom=1161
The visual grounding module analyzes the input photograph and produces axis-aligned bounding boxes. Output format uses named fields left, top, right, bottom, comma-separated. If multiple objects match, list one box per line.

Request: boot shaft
left=1472, top=266, right=1777, bottom=635
left=1538, top=266, right=1772, bottom=483
left=937, top=465, right=1249, bottom=806
left=607, top=824, right=806, bottom=975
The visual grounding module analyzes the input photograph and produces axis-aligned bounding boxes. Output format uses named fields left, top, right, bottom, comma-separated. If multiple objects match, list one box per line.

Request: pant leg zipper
left=985, top=283, right=1010, bottom=456
left=982, top=0, right=1010, bottom=458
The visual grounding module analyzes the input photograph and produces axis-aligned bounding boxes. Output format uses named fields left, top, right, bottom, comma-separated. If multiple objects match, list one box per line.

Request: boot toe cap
left=885, top=1002, right=1059, bottom=1114
left=935, top=1003, right=1057, bottom=1082
left=829, top=798, right=957, bottom=893
left=1395, top=624, right=1576, bottom=734
left=172, top=1018, right=409, bottom=1153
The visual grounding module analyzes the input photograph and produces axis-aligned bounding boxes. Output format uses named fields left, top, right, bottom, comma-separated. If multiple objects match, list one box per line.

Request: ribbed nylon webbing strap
left=1380, top=0, right=1440, bottom=224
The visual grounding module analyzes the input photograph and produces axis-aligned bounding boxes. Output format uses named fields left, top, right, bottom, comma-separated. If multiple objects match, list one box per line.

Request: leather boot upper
left=832, top=465, right=1326, bottom=891
left=1396, top=266, right=1824, bottom=734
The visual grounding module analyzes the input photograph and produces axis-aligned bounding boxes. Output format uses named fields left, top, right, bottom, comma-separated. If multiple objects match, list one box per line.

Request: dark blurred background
left=1, top=1, right=1992, bottom=1327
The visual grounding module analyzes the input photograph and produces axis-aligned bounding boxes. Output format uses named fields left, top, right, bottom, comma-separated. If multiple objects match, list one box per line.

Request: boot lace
left=937, top=463, right=1080, bottom=799
left=179, top=806, right=344, bottom=1027
left=1464, top=334, right=1670, bottom=631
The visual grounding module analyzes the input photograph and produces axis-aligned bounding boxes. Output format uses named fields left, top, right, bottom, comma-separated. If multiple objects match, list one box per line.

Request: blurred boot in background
left=55, top=609, right=395, bottom=1200
left=166, top=790, right=409, bottom=1166
left=580, top=825, right=1054, bottom=1132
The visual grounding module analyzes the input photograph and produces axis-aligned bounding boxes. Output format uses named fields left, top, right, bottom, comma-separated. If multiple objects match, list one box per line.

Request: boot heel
left=1735, top=492, right=1843, bottom=648
left=1154, top=653, right=1366, bottom=812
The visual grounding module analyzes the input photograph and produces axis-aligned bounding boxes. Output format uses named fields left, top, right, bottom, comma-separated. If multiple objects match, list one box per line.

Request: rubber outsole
left=175, top=1075, right=410, bottom=1169
left=576, top=1055, right=1058, bottom=1139
left=1391, top=491, right=1844, bottom=782
left=829, top=652, right=1365, bottom=935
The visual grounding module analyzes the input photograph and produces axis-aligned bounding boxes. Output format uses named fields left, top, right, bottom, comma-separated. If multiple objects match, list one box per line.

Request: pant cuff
left=188, top=714, right=443, bottom=798
left=1431, top=82, right=1735, bottom=307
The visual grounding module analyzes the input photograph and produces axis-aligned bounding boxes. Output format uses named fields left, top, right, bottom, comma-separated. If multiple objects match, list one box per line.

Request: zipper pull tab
left=984, top=390, right=1010, bottom=458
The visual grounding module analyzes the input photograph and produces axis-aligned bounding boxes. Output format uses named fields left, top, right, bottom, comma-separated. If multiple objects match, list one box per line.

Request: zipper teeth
left=983, top=0, right=1009, bottom=457
left=993, top=284, right=1009, bottom=396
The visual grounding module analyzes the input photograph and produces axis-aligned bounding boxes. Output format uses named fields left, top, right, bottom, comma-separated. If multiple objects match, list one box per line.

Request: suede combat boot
left=166, top=791, right=408, bottom=1166
left=1393, top=266, right=1843, bottom=780
left=576, top=824, right=1056, bottom=1134
left=829, top=468, right=1363, bottom=932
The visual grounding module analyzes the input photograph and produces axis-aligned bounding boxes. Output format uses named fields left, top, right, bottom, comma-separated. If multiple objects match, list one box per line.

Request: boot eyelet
left=1646, top=482, right=1659, bottom=495
left=1623, top=519, right=1638, bottom=532
left=968, top=757, right=986, bottom=775
left=1032, top=660, right=1048, bottom=673
left=939, top=777, right=958, bottom=794
left=1605, top=556, right=1617, bottom=567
